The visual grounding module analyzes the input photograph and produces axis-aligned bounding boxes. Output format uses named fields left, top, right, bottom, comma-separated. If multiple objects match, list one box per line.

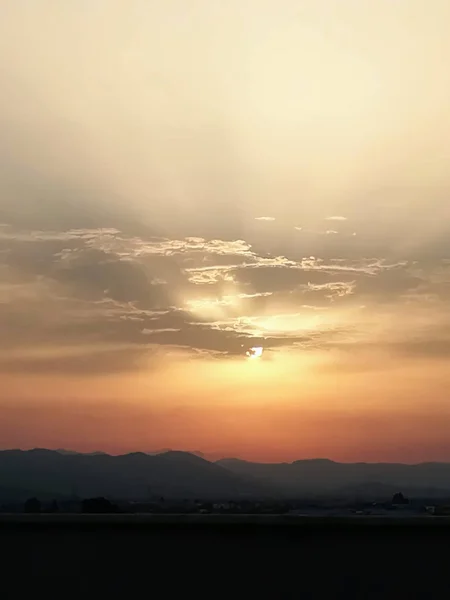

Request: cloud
left=0, top=345, right=151, bottom=375
left=2, top=220, right=450, bottom=373
left=326, top=216, right=348, bottom=221
left=142, top=328, right=181, bottom=335
left=187, top=268, right=235, bottom=285
left=306, top=281, right=356, bottom=300
left=192, top=311, right=351, bottom=353
left=331, top=329, right=450, bottom=363
left=0, top=227, right=121, bottom=243
left=255, top=216, right=276, bottom=221
left=85, top=233, right=255, bottom=261
left=396, top=338, right=450, bottom=359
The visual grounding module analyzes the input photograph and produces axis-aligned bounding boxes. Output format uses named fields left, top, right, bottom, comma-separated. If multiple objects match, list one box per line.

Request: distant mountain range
left=0, top=449, right=265, bottom=502
left=217, top=458, right=450, bottom=499
left=2, top=449, right=450, bottom=502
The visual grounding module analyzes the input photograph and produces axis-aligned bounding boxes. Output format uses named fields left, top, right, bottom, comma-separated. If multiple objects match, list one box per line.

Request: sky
left=1, top=0, right=450, bottom=463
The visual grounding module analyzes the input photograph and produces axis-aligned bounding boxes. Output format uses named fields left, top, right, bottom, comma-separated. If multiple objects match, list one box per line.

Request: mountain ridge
left=0, top=449, right=266, bottom=501
left=3, top=449, right=450, bottom=502
left=6, top=448, right=450, bottom=468
left=216, top=457, right=450, bottom=497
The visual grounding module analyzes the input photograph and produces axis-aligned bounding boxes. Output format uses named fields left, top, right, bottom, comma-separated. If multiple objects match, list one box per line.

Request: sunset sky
left=1, top=0, right=450, bottom=463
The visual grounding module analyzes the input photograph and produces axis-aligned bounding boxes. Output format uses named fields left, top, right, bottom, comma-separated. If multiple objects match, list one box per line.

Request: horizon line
left=2, top=447, right=450, bottom=467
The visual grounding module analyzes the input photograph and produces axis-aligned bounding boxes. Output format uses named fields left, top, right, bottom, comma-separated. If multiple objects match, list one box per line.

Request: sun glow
left=246, top=346, right=264, bottom=359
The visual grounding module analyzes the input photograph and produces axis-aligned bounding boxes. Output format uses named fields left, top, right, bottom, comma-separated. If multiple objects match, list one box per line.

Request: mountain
left=0, top=449, right=264, bottom=501
left=145, top=449, right=206, bottom=458
left=3, top=449, right=450, bottom=503
left=216, top=458, right=450, bottom=497
left=55, top=449, right=107, bottom=456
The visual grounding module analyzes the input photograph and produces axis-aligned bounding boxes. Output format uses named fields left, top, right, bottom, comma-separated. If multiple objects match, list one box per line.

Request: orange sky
left=2, top=351, right=450, bottom=462
left=1, top=1, right=450, bottom=463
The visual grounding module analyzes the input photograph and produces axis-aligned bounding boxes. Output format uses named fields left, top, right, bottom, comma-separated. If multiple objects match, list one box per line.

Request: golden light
left=246, top=346, right=264, bottom=359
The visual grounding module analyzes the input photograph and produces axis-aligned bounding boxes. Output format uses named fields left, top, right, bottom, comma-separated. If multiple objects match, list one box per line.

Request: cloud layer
left=2, top=217, right=450, bottom=375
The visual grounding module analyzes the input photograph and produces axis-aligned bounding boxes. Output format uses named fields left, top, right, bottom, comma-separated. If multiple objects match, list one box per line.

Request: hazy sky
left=1, top=0, right=450, bottom=462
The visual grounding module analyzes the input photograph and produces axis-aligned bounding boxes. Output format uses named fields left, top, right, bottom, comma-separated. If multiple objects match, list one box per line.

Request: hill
left=0, top=449, right=264, bottom=501
left=216, top=458, right=450, bottom=498
left=3, top=449, right=450, bottom=503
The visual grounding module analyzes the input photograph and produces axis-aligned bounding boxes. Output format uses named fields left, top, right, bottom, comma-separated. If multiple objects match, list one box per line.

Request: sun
left=246, top=346, right=264, bottom=359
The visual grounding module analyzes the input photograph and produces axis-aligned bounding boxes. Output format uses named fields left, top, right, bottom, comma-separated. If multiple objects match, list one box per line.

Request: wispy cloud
left=307, top=281, right=356, bottom=300
left=2, top=220, right=450, bottom=371
left=187, top=268, right=236, bottom=285
left=142, top=328, right=181, bottom=335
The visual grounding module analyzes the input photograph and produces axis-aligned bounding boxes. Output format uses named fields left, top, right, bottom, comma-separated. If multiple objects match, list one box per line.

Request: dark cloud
left=395, top=339, right=450, bottom=359
left=56, top=255, right=168, bottom=306
left=369, top=339, right=450, bottom=362
left=352, top=266, right=424, bottom=301
left=231, top=264, right=356, bottom=294
left=0, top=346, right=150, bottom=376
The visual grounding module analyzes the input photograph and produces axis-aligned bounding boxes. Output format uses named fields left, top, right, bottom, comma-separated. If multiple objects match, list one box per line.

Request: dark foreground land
left=2, top=515, right=450, bottom=599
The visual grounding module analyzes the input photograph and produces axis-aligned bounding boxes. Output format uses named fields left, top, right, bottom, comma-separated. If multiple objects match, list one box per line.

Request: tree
left=24, top=497, right=41, bottom=513
left=81, top=497, right=118, bottom=514
left=392, top=492, right=409, bottom=505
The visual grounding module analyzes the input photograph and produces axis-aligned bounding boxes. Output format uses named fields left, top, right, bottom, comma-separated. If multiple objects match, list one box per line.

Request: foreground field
left=2, top=516, right=450, bottom=599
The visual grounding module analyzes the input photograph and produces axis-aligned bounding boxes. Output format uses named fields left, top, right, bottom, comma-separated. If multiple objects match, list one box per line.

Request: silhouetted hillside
left=216, top=458, right=450, bottom=497
left=55, top=449, right=108, bottom=457
left=3, top=450, right=450, bottom=503
left=0, top=449, right=264, bottom=501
